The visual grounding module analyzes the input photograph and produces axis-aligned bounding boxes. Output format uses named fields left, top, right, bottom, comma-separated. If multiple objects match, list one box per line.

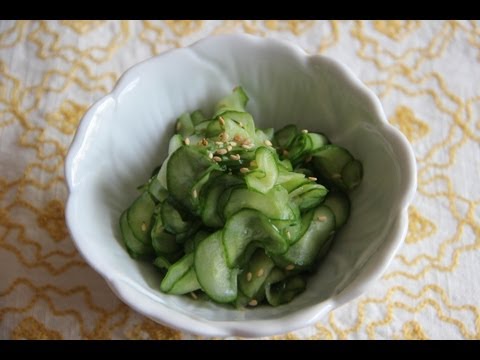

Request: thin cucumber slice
left=175, top=113, right=194, bottom=138
left=160, top=253, right=194, bottom=293
left=276, top=170, right=309, bottom=192
left=245, top=147, right=278, bottom=194
left=323, top=191, right=350, bottom=229
left=273, top=206, right=335, bottom=269
left=167, top=146, right=220, bottom=211
left=161, top=201, right=190, bottom=234
left=213, top=86, right=249, bottom=117
left=274, top=124, right=298, bottom=149
left=119, top=211, right=154, bottom=259
left=151, top=215, right=179, bottom=254
left=126, top=192, right=156, bottom=245
left=223, top=209, right=288, bottom=268
left=312, top=144, right=353, bottom=186
left=194, top=231, right=238, bottom=303
left=266, top=275, right=306, bottom=306
left=238, top=249, right=275, bottom=298
left=223, top=185, right=294, bottom=221
left=191, top=110, right=207, bottom=126
left=341, top=159, right=363, bottom=191
left=289, top=183, right=328, bottom=212
left=169, top=267, right=201, bottom=295
left=153, top=255, right=172, bottom=270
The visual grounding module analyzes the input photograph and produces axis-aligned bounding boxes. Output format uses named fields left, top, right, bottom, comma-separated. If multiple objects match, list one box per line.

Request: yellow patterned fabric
left=0, top=20, right=479, bottom=340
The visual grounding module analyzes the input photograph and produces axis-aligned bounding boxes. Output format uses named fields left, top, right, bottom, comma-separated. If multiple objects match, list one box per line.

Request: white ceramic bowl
left=65, top=34, right=416, bottom=337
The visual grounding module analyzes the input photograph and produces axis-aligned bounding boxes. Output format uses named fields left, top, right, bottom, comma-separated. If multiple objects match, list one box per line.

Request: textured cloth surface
left=0, top=20, right=479, bottom=340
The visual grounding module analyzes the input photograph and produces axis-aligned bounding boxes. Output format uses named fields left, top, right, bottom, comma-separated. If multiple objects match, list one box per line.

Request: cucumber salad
left=119, top=87, right=363, bottom=308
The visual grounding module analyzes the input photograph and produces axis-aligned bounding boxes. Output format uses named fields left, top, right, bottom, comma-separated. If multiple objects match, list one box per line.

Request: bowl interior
left=67, top=36, right=406, bottom=326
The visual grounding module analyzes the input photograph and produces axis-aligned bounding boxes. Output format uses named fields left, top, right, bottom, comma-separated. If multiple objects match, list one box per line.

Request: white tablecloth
left=1, top=20, right=479, bottom=339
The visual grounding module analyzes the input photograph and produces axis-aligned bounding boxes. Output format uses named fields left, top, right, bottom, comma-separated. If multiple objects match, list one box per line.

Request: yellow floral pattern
left=0, top=20, right=479, bottom=340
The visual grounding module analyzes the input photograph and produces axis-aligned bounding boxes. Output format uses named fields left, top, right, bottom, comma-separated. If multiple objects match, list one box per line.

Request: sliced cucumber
left=323, top=191, right=350, bottom=229
left=191, top=110, right=207, bottom=126
left=238, top=249, right=275, bottom=298
left=274, top=124, right=298, bottom=149
left=266, top=275, right=306, bottom=306
left=151, top=215, right=179, bottom=254
left=120, top=211, right=154, bottom=259
left=175, top=113, right=194, bottom=138
left=169, top=267, right=201, bottom=295
left=244, top=147, right=278, bottom=194
left=312, top=144, right=354, bottom=187
left=160, top=253, right=194, bottom=293
left=194, top=231, right=238, bottom=303
left=273, top=206, right=335, bottom=269
left=341, top=159, right=363, bottom=191
left=213, top=86, right=249, bottom=117
left=126, top=192, right=156, bottom=245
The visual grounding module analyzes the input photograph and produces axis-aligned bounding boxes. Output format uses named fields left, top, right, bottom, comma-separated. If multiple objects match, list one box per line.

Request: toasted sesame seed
left=184, top=137, right=190, bottom=145
left=176, top=122, right=182, bottom=131
left=190, top=292, right=198, bottom=300
left=219, top=132, right=229, bottom=142
left=233, top=134, right=243, bottom=142
left=229, top=141, right=237, bottom=147
left=248, top=299, right=258, bottom=307
left=250, top=160, right=257, bottom=167
left=240, top=167, right=249, bottom=174
left=213, top=156, right=222, bottom=162
left=200, top=138, right=209, bottom=146
left=332, top=173, right=342, bottom=180
left=219, top=116, right=225, bottom=126
left=264, top=139, right=273, bottom=147
left=239, top=123, right=245, bottom=128
left=192, top=189, right=198, bottom=198
left=230, top=154, right=240, bottom=161
left=227, top=145, right=233, bottom=152
left=215, top=141, right=223, bottom=146
left=246, top=272, right=252, bottom=282
left=286, top=230, right=291, bottom=239
left=308, top=176, right=317, bottom=181
left=208, top=152, right=213, bottom=159
left=301, top=129, right=308, bottom=134
left=216, top=148, right=228, bottom=155
left=282, top=149, right=289, bottom=157
left=141, top=222, right=147, bottom=232
left=242, top=144, right=254, bottom=149
left=256, top=268, right=265, bottom=277
left=317, top=215, right=327, bottom=222
left=243, top=139, right=252, bottom=145
left=285, top=264, right=295, bottom=271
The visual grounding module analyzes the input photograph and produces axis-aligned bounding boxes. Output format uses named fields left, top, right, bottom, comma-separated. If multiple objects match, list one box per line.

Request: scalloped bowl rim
left=65, top=34, right=417, bottom=337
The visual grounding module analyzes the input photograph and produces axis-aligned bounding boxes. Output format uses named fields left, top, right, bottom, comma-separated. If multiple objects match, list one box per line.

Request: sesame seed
left=227, top=145, right=233, bottom=152
left=308, top=176, right=317, bottom=181
left=190, top=292, right=198, bottom=300
left=141, top=222, right=147, bottom=232
left=301, top=129, right=308, bottom=134
left=219, top=116, right=225, bottom=126
left=246, top=272, right=252, bottom=282
left=256, top=268, right=265, bottom=277
left=216, top=148, right=228, bottom=155
left=285, top=264, right=295, bottom=271
left=243, top=139, right=252, bottom=145
left=233, top=134, right=243, bottom=142
left=192, top=189, right=198, bottom=198
left=176, top=122, right=181, bottom=131
left=230, top=154, right=240, bottom=161
left=208, top=152, right=213, bottom=159
left=219, top=132, right=229, bottom=142
left=282, top=149, right=289, bottom=157
left=229, top=141, right=237, bottom=147
left=317, top=215, right=327, bottom=222
left=184, top=137, right=190, bottom=145
left=286, top=230, right=291, bottom=239
left=248, top=299, right=258, bottom=307
left=240, top=167, right=249, bottom=174
left=242, top=144, right=254, bottom=149
left=215, top=141, right=223, bottom=146
left=264, top=139, right=273, bottom=147
left=213, top=156, right=222, bottom=162
left=200, top=138, right=208, bottom=146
